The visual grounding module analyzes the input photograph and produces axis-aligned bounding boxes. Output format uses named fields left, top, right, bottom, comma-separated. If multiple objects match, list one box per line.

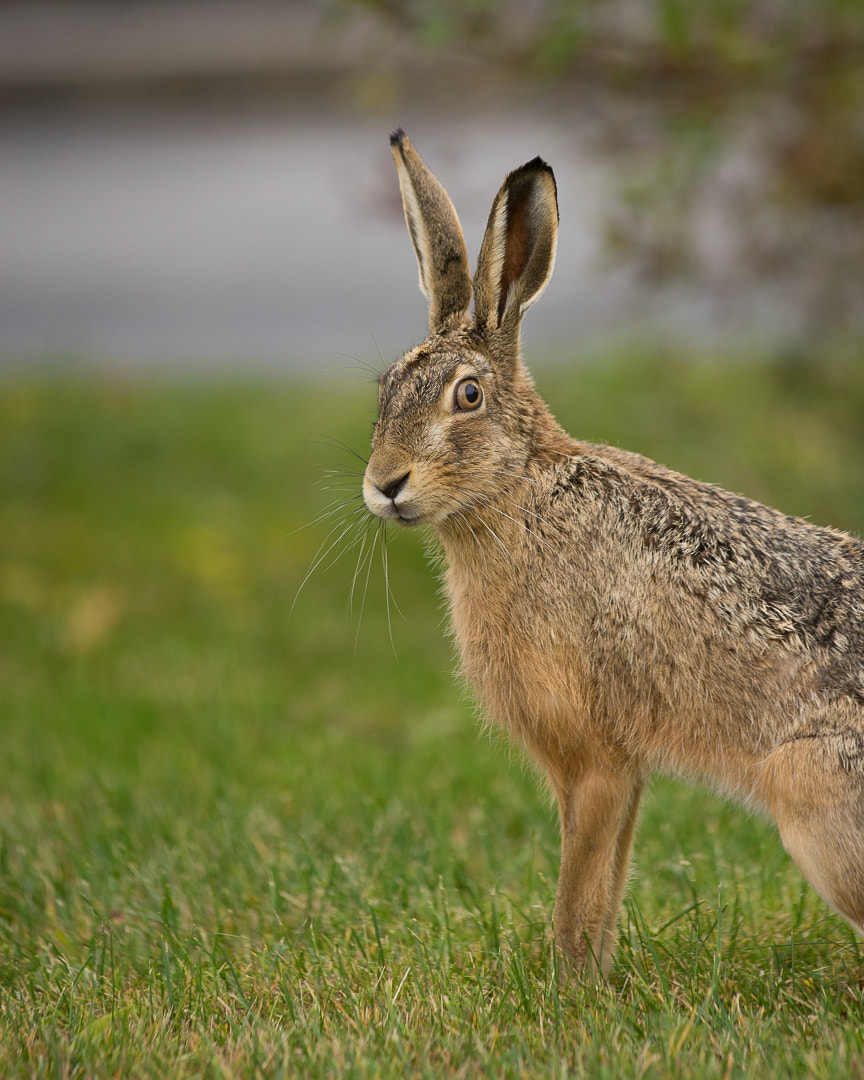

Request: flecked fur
left=363, top=131, right=864, bottom=976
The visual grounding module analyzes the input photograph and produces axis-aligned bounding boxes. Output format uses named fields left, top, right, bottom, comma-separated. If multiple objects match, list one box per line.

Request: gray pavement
left=0, top=2, right=805, bottom=373
left=1, top=102, right=641, bottom=371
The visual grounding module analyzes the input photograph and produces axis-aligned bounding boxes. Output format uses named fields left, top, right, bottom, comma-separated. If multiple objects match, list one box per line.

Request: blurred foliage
left=348, top=0, right=864, bottom=82
left=343, top=0, right=864, bottom=341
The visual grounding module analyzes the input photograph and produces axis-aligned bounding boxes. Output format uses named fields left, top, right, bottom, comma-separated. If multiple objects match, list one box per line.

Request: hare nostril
left=379, top=471, right=410, bottom=501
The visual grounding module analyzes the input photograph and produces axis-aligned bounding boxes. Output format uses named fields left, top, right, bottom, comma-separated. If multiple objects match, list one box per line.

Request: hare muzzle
left=363, top=465, right=414, bottom=522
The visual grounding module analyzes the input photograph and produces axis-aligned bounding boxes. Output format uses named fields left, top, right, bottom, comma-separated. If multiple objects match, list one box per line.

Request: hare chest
left=443, top=551, right=606, bottom=765
left=442, top=540, right=794, bottom=800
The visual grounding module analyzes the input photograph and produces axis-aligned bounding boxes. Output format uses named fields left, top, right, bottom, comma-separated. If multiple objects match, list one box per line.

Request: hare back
left=441, top=440, right=864, bottom=802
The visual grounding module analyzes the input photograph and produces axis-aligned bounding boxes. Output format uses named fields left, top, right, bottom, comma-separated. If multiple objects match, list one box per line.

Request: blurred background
left=2, top=0, right=863, bottom=373
left=2, top=9, right=864, bottom=1069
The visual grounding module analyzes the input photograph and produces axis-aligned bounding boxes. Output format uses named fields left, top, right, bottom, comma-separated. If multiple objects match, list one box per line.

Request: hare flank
left=362, top=130, right=864, bottom=977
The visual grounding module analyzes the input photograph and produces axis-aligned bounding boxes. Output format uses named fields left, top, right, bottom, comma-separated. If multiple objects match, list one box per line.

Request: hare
left=362, top=129, right=864, bottom=976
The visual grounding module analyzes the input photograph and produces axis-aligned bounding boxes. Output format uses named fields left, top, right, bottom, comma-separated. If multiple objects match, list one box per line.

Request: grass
left=1, top=343, right=864, bottom=1078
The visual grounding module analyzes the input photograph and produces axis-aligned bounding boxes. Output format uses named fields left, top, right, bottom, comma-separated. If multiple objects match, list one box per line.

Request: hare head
left=363, top=130, right=563, bottom=530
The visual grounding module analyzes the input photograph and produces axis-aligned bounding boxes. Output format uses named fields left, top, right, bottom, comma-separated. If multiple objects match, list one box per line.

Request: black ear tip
left=504, top=157, right=557, bottom=206
left=506, top=157, right=556, bottom=193
left=524, top=155, right=554, bottom=177
left=390, top=128, right=407, bottom=149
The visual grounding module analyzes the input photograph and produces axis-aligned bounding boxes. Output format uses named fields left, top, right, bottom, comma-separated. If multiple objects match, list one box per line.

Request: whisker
left=498, top=468, right=541, bottom=487
left=452, top=510, right=482, bottom=552
left=487, top=500, right=602, bottom=605
left=316, top=468, right=367, bottom=485
left=353, top=519, right=380, bottom=657
left=348, top=515, right=378, bottom=615
left=367, top=329, right=386, bottom=374
left=488, top=503, right=561, bottom=559
left=381, top=524, right=406, bottom=645
left=510, top=503, right=572, bottom=552
left=290, top=507, right=369, bottom=611
left=379, top=523, right=400, bottom=658
left=307, top=512, right=368, bottom=578
left=305, top=432, right=370, bottom=468
left=452, top=501, right=515, bottom=565
left=318, top=347, right=384, bottom=381
left=291, top=494, right=365, bottom=537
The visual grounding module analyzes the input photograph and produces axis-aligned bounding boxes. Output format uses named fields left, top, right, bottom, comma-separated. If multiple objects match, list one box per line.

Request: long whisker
left=498, top=468, right=541, bottom=487
left=454, top=510, right=488, bottom=557
left=367, top=328, right=386, bottom=374
left=453, top=502, right=515, bottom=565
left=488, top=503, right=561, bottom=560
left=353, top=519, right=380, bottom=657
left=510, top=501, right=573, bottom=550
left=382, top=525, right=406, bottom=616
left=317, top=347, right=383, bottom=381
left=380, top=522, right=402, bottom=658
left=348, top=514, right=378, bottom=615
left=492, top=503, right=561, bottom=552
left=306, top=432, right=370, bottom=468
left=291, top=505, right=369, bottom=612
left=491, top=500, right=604, bottom=605
left=296, top=493, right=365, bottom=535
left=316, top=467, right=367, bottom=485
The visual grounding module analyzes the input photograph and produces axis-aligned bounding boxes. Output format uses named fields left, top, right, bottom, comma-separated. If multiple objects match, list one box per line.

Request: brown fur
left=363, top=131, right=864, bottom=976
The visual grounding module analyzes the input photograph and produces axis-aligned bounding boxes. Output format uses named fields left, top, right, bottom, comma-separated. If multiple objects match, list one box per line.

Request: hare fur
left=362, top=129, right=864, bottom=976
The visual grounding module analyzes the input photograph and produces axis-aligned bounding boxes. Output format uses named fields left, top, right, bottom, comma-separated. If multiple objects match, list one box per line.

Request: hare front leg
left=552, top=763, right=644, bottom=978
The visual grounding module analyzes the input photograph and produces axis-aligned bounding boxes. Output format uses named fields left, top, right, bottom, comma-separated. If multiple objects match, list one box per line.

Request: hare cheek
left=421, top=417, right=454, bottom=457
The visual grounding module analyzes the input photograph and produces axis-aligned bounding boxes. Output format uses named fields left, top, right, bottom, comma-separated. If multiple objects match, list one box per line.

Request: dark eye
left=455, top=379, right=483, bottom=412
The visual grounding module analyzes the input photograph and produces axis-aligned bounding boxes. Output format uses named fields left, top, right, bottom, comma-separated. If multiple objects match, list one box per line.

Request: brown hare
left=362, top=129, right=864, bottom=976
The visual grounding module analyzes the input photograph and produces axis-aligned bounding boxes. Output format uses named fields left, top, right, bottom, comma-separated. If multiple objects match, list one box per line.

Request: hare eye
left=455, top=379, right=483, bottom=412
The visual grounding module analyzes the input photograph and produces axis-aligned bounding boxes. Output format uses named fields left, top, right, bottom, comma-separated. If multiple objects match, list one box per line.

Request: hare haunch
left=362, top=130, right=864, bottom=976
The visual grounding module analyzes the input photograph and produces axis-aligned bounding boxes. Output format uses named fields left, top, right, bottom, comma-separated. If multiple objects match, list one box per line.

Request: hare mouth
left=362, top=473, right=425, bottom=525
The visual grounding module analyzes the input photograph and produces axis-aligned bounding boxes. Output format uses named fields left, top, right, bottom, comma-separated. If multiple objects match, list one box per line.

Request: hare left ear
left=472, top=158, right=558, bottom=335
left=390, top=129, right=473, bottom=333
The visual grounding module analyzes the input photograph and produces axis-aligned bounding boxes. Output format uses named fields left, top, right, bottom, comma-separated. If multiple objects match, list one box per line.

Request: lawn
left=1, top=344, right=863, bottom=1078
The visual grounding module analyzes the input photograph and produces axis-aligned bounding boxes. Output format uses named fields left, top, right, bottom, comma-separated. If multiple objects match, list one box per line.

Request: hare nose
left=378, top=470, right=411, bottom=501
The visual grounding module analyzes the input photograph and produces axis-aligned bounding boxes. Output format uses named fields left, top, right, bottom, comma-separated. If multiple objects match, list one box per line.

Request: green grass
left=1, top=344, right=864, bottom=1078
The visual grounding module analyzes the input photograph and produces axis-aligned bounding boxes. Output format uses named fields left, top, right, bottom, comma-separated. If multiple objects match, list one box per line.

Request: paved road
left=1, top=99, right=636, bottom=372
left=1, top=95, right=788, bottom=375
left=0, top=2, right=839, bottom=375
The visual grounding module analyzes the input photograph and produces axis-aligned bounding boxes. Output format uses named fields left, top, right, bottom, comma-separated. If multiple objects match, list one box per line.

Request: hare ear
left=390, top=129, right=472, bottom=333
left=473, top=158, right=558, bottom=334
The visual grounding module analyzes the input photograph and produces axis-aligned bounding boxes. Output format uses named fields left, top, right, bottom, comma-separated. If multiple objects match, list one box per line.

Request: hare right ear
left=390, top=130, right=472, bottom=333
left=472, top=158, right=558, bottom=337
